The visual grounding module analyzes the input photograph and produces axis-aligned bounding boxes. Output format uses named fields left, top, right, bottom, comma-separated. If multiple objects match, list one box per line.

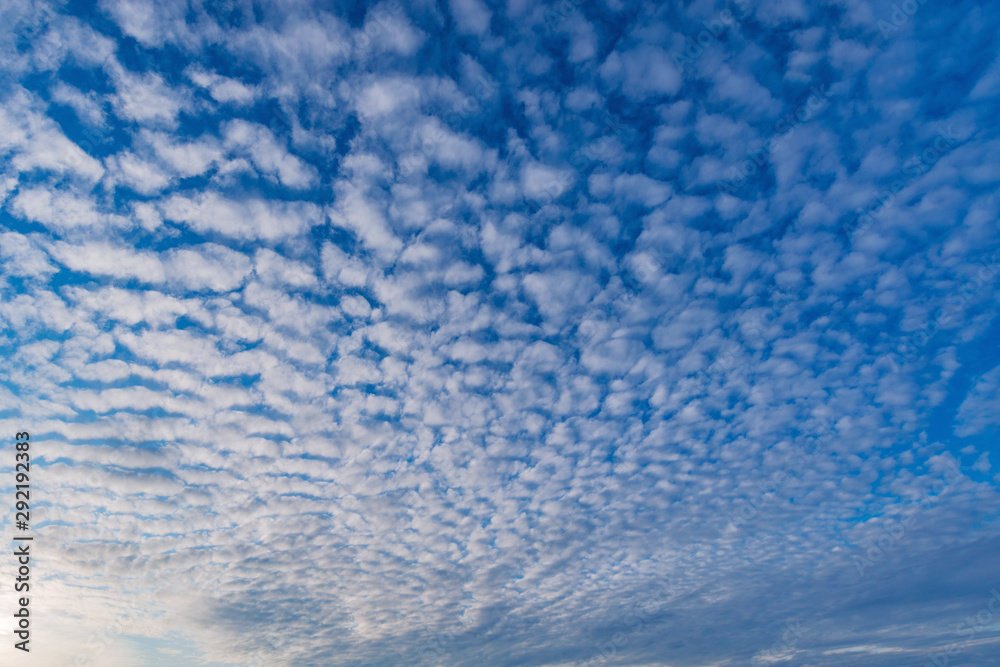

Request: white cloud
left=707, top=64, right=780, bottom=115
left=50, top=82, right=107, bottom=127
left=47, top=241, right=166, bottom=282
left=66, top=285, right=196, bottom=327
left=0, top=89, right=104, bottom=181
left=105, top=151, right=172, bottom=194
left=254, top=248, right=318, bottom=289
left=138, top=129, right=224, bottom=178
left=223, top=120, right=318, bottom=189
left=601, top=44, right=682, bottom=98
left=413, top=117, right=494, bottom=174
left=522, top=269, right=601, bottom=330
left=0, top=232, right=58, bottom=278
left=328, top=185, right=402, bottom=259
left=355, top=77, right=422, bottom=118
left=109, top=64, right=192, bottom=128
left=98, top=0, right=190, bottom=48
left=11, top=187, right=129, bottom=232
left=165, top=243, right=253, bottom=292
left=449, top=0, right=491, bottom=35
left=612, top=173, right=673, bottom=207
left=186, top=67, right=259, bottom=105
left=160, top=192, right=322, bottom=240
left=355, top=5, right=426, bottom=57
left=521, top=162, right=574, bottom=202
left=227, top=13, right=351, bottom=87
left=955, top=365, right=1000, bottom=437
left=321, top=242, right=370, bottom=288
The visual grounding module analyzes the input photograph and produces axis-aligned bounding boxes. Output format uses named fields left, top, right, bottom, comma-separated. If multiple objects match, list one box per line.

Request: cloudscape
left=1, top=0, right=999, bottom=665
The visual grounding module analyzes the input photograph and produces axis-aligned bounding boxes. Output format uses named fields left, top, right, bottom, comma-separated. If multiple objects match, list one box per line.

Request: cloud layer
left=0, top=0, right=999, bottom=666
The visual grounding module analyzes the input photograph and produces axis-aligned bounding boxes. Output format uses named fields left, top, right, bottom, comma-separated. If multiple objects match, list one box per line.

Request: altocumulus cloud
left=1, top=0, right=1000, bottom=666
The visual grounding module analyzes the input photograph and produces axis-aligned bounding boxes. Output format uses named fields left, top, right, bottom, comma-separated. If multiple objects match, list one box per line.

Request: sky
left=0, top=0, right=999, bottom=665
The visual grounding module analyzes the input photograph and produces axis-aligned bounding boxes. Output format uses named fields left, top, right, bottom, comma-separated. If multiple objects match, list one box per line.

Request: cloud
left=521, top=162, right=574, bottom=202
left=186, top=67, right=260, bottom=105
left=105, top=151, right=172, bottom=194
left=165, top=243, right=254, bottom=292
left=955, top=364, right=1000, bottom=437
left=108, top=63, right=192, bottom=128
left=1, top=1, right=999, bottom=666
left=321, top=241, right=370, bottom=288
left=160, top=192, right=323, bottom=240
left=46, top=240, right=166, bottom=281
left=11, top=187, right=129, bottom=232
left=355, top=77, right=423, bottom=118
left=449, top=0, right=491, bottom=35
left=222, top=120, right=318, bottom=189
left=99, top=0, right=183, bottom=47
left=355, top=4, right=426, bottom=57
left=225, top=12, right=351, bottom=87
left=139, top=129, right=224, bottom=179
left=0, top=231, right=58, bottom=278
left=601, top=44, right=683, bottom=99
left=253, top=248, right=318, bottom=289
left=50, top=82, right=108, bottom=127
left=327, top=185, right=402, bottom=259
left=522, top=269, right=601, bottom=330
left=0, top=88, right=104, bottom=181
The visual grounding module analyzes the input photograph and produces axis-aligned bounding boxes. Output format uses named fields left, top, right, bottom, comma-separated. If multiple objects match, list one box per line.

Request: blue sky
left=0, top=0, right=999, bottom=665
